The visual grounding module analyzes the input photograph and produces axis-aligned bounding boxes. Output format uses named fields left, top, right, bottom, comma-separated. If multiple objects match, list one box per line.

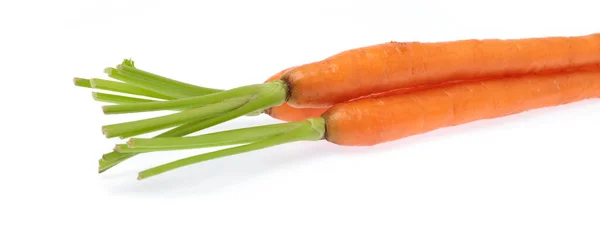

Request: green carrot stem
left=90, top=78, right=174, bottom=100
left=99, top=156, right=134, bottom=173
left=137, top=118, right=326, bottom=180
left=98, top=116, right=222, bottom=173
left=115, top=145, right=161, bottom=153
left=102, top=151, right=135, bottom=162
left=102, top=80, right=286, bottom=138
left=118, top=60, right=220, bottom=96
left=74, top=77, right=172, bottom=100
left=155, top=95, right=286, bottom=137
left=99, top=159, right=116, bottom=173
left=105, top=67, right=190, bottom=99
left=122, top=122, right=304, bottom=152
left=101, top=83, right=268, bottom=114
left=73, top=78, right=92, bottom=88
left=102, top=97, right=250, bottom=139
left=116, top=140, right=248, bottom=153
left=91, top=92, right=192, bottom=110
left=92, top=92, right=156, bottom=104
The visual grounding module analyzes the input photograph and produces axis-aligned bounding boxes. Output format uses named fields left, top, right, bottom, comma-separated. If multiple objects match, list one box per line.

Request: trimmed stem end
left=127, top=139, right=135, bottom=148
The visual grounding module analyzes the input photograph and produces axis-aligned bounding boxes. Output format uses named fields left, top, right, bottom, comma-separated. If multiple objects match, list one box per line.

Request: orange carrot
left=283, top=33, right=600, bottom=107
left=128, top=68, right=600, bottom=179
left=102, top=33, right=600, bottom=138
left=324, top=68, right=600, bottom=145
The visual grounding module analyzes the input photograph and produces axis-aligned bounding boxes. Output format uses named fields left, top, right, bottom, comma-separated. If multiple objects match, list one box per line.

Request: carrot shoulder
left=260, top=67, right=329, bottom=121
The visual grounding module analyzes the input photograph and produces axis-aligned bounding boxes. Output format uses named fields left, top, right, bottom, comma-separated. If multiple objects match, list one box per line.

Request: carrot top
left=91, top=60, right=291, bottom=140
left=74, top=59, right=289, bottom=172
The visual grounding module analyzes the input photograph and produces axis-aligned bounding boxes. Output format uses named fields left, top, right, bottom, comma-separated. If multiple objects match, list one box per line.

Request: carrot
left=325, top=69, right=599, bottom=146
left=99, top=33, right=600, bottom=139
left=124, top=68, right=600, bottom=179
left=284, top=33, right=600, bottom=108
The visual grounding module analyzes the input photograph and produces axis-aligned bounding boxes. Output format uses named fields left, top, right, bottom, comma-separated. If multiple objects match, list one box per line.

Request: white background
left=1, top=0, right=599, bottom=224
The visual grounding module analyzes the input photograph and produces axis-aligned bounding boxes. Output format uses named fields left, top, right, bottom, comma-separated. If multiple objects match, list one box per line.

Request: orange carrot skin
left=282, top=33, right=600, bottom=108
left=323, top=69, right=600, bottom=146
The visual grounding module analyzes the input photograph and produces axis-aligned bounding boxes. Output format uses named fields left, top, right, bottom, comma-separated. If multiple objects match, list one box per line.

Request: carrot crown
left=96, top=61, right=289, bottom=139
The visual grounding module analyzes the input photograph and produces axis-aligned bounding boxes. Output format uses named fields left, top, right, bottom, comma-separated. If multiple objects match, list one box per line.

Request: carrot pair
left=129, top=67, right=600, bottom=179
left=74, top=32, right=600, bottom=179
